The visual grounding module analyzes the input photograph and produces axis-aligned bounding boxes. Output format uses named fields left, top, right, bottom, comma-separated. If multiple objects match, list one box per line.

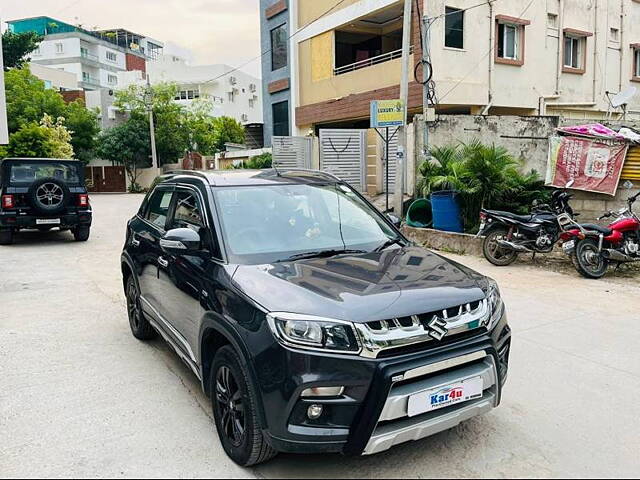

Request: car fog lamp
left=307, top=404, right=324, bottom=420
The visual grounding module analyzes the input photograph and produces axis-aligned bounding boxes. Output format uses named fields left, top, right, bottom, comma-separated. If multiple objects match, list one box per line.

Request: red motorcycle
left=559, top=191, right=640, bottom=279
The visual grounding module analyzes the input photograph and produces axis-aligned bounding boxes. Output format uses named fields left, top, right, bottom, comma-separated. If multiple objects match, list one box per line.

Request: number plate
left=36, top=218, right=61, bottom=225
left=478, top=222, right=486, bottom=234
left=407, top=376, right=484, bottom=417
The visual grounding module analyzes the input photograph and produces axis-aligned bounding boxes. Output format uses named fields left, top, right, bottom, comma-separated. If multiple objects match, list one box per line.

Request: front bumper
left=0, top=210, right=92, bottom=229
left=254, top=310, right=511, bottom=456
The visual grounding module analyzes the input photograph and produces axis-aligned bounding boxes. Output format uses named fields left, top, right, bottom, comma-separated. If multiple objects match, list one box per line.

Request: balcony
left=81, top=50, right=99, bottom=62
left=334, top=46, right=414, bottom=76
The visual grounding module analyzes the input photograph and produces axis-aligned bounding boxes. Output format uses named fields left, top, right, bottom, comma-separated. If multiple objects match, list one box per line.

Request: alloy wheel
left=36, top=183, right=64, bottom=207
left=216, top=366, right=246, bottom=447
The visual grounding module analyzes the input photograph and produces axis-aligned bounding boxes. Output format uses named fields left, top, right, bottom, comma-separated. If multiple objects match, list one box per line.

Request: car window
left=8, top=162, right=81, bottom=185
left=145, top=189, right=173, bottom=230
left=170, top=190, right=204, bottom=230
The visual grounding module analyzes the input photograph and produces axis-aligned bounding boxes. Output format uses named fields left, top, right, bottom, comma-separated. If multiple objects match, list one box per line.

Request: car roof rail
left=279, top=168, right=341, bottom=182
left=164, top=170, right=211, bottom=183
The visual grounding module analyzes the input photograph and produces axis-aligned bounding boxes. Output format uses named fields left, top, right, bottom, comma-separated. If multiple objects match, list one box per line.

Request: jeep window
left=145, top=189, right=173, bottom=230
left=213, top=183, right=398, bottom=264
left=171, top=190, right=204, bottom=229
left=8, top=161, right=81, bottom=186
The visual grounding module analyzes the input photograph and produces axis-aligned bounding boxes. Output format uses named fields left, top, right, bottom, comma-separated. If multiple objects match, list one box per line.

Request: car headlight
left=486, top=279, right=504, bottom=328
left=267, top=313, right=361, bottom=354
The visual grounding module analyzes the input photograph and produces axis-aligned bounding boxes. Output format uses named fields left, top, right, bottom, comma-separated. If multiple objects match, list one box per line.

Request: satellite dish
left=611, top=87, right=637, bottom=108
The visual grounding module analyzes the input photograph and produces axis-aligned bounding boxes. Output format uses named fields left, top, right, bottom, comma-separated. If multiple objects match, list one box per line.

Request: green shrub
left=417, top=140, right=548, bottom=231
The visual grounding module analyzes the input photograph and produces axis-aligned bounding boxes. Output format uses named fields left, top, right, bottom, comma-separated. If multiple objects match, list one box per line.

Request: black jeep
left=0, top=158, right=93, bottom=245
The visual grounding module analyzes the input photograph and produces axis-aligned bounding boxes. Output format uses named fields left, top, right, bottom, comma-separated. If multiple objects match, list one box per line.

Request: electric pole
left=394, top=0, right=413, bottom=216
left=422, top=15, right=432, bottom=165
left=145, top=75, right=159, bottom=170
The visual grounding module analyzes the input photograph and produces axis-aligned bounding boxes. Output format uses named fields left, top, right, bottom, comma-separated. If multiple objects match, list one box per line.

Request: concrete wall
left=29, top=63, right=79, bottom=90
left=414, top=114, right=640, bottom=221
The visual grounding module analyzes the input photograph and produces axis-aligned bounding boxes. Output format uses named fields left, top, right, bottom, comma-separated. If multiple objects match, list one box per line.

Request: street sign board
left=0, top=26, right=8, bottom=145
left=370, top=100, right=405, bottom=128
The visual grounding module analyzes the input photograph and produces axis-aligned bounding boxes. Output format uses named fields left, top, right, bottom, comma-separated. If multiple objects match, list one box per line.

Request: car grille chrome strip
left=354, top=299, right=491, bottom=359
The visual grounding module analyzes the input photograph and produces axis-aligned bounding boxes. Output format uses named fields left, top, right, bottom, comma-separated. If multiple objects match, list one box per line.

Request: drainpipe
left=592, top=0, right=599, bottom=104
left=538, top=95, right=561, bottom=116
left=555, top=0, right=564, bottom=95
left=619, top=0, right=625, bottom=91
left=482, top=0, right=494, bottom=115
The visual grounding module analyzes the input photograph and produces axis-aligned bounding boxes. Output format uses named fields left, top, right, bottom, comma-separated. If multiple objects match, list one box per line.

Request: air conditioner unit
left=241, top=114, right=248, bottom=122
left=229, top=76, right=237, bottom=85
left=249, top=83, right=256, bottom=92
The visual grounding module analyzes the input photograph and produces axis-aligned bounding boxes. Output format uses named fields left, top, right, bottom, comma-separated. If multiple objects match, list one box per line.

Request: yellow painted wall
left=311, top=32, right=334, bottom=82
left=298, top=0, right=361, bottom=27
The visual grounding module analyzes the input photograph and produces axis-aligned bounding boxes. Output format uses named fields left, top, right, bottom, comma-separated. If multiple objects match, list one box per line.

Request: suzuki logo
left=427, top=316, right=449, bottom=341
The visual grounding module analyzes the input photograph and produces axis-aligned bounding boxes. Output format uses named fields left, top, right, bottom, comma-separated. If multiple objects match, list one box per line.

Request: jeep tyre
left=73, top=225, right=91, bottom=242
left=0, top=229, right=14, bottom=245
left=126, top=276, right=157, bottom=340
left=27, top=177, right=70, bottom=215
left=211, top=346, right=277, bottom=467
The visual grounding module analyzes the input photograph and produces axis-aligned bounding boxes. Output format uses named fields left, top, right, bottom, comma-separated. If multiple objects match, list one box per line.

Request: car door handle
left=131, top=235, right=141, bottom=247
left=158, top=256, right=169, bottom=268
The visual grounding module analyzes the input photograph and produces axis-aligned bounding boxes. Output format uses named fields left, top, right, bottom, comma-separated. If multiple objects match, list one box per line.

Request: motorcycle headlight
left=267, top=313, right=361, bottom=354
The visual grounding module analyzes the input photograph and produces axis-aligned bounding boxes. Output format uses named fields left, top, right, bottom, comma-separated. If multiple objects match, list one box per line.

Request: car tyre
left=73, top=225, right=91, bottom=242
left=211, top=345, right=277, bottom=467
left=483, top=227, right=518, bottom=266
left=0, top=229, right=14, bottom=245
left=126, top=276, right=157, bottom=340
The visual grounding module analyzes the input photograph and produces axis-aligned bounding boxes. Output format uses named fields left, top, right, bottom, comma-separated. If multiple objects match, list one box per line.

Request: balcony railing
left=334, top=45, right=414, bottom=76
left=81, top=75, right=100, bottom=86
left=81, top=51, right=99, bottom=62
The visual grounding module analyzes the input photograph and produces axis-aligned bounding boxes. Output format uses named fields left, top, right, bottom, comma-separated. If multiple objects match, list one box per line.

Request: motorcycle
left=478, top=189, right=575, bottom=266
left=559, top=191, right=640, bottom=279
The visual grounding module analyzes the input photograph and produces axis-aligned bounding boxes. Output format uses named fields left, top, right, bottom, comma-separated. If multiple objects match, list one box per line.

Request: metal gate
left=272, top=136, right=313, bottom=169
left=319, top=129, right=367, bottom=191
left=84, top=166, right=126, bottom=192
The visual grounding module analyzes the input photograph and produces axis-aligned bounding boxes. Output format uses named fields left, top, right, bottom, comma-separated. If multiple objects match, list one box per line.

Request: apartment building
left=0, top=32, right=7, bottom=145
left=7, top=17, right=161, bottom=91
left=120, top=55, right=263, bottom=126
left=288, top=0, right=640, bottom=135
left=260, top=0, right=293, bottom=145
left=28, top=63, right=79, bottom=91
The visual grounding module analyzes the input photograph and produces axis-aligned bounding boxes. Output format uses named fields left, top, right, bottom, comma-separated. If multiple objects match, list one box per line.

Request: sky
left=0, top=0, right=263, bottom=78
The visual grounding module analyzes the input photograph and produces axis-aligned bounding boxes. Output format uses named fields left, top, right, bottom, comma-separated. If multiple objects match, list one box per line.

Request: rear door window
left=8, top=162, right=81, bottom=185
left=145, top=189, right=174, bottom=230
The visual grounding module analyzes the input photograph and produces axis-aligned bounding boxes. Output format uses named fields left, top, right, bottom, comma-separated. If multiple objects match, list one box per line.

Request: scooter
left=559, top=191, right=640, bottom=279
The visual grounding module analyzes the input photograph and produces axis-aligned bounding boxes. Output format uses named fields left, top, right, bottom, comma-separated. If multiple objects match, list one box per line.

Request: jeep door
left=134, top=186, right=176, bottom=327
left=160, top=186, right=211, bottom=353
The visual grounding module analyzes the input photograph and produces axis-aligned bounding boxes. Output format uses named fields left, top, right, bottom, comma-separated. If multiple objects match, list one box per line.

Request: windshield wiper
left=278, top=249, right=368, bottom=262
left=373, top=237, right=405, bottom=253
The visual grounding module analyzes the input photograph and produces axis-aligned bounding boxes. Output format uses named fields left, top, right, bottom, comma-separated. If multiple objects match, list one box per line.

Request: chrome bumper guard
left=363, top=351, right=498, bottom=455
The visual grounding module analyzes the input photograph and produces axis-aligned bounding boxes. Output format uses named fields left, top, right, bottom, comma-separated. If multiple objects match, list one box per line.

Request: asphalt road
left=1, top=194, right=639, bottom=479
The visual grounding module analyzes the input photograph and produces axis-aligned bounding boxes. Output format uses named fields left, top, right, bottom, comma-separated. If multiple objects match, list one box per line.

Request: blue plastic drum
left=430, top=191, right=463, bottom=233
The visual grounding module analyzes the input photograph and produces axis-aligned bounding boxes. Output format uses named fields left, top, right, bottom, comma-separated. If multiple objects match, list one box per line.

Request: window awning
left=495, top=15, right=531, bottom=26
left=563, top=28, right=594, bottom=38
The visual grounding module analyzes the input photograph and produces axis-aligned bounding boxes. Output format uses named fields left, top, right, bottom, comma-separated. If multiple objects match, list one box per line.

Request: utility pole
left=394, top=0, right=413, bottom=216
left=145, top=75, right=159, bottom=170
left=422, top=15, right=432, bottom=163
left=0, top=21, right=8, bottom=146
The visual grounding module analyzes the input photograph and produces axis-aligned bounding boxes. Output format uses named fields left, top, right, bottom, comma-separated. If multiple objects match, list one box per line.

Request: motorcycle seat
left=486, top=210, right=536, bottom=223
left=578, top=224, right=613, bottom=236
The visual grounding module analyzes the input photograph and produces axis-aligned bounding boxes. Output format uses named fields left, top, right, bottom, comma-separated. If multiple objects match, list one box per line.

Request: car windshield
left=213, top=183, right=399, bottom=264
left=7, top=162, right=81, bottom=186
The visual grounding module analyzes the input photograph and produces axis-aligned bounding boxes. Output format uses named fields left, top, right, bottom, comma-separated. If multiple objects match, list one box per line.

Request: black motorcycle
left=478, top=190, right=575, bottom=266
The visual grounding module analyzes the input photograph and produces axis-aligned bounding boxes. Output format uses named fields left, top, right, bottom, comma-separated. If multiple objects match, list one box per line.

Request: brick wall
left=126, top=53, right=146, bottom=73
left=266, top=0, right=287, bottom=19
left=268, top=78, right=290, bottom=94
left=61, top=90, right=86, bottom=104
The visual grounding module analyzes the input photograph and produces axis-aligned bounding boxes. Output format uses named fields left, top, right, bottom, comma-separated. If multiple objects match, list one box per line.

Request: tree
left=115, top=82, right=188, bottom=165
left=7, top=114, right=74, bottom=159
left=2, top=31, right=43, bottom=70
left=95, top=117, right=151, bottom=190
left=4, top=67, right=67, bottom=133
left=65, top=100, right=100, bottom=163
left=212, top=116, right=245, bottom=153
left=183, top=99, right=218, bottom=156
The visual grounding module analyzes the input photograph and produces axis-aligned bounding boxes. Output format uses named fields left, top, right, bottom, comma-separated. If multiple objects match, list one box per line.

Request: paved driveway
left=1, top=194, right=638, bottom=478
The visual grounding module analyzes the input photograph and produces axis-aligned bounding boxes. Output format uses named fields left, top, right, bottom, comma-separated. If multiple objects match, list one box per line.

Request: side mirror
left=160, top=228, right=202, bottom=256
left=387, top=213, right=402, bottom=228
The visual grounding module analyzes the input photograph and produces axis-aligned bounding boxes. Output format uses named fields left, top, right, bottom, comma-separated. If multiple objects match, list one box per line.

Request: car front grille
left=354, top=299, right=491, bottom=359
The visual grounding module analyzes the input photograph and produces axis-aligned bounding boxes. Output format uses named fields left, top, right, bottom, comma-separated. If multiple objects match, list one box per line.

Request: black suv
left=0, top=158, right=92, bottom=244
left=121, top=169, right=510, bottom=466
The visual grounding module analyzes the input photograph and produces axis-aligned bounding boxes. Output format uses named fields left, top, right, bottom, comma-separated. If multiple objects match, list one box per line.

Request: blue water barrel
left=430, top=191, right=463, bottom=233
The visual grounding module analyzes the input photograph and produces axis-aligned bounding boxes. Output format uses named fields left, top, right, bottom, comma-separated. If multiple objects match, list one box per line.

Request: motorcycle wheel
left=572, top=238, right=608, bottom=279
left=483, top=228, right=518, bottom=266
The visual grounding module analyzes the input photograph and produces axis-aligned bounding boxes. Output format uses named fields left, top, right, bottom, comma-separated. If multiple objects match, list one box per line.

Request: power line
left=201, top=0, right=350, bottom=86
left=437, top=0, right=536, bottom=104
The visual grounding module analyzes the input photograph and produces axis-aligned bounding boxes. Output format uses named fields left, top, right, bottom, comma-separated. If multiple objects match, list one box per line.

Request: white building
left=7, top=17, right=162, bottom=91
left=121, top=55, right=263, bottom=126
left=0, top=28, right=8, bottom=144
left=29, top=63, right=79, bottom=91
